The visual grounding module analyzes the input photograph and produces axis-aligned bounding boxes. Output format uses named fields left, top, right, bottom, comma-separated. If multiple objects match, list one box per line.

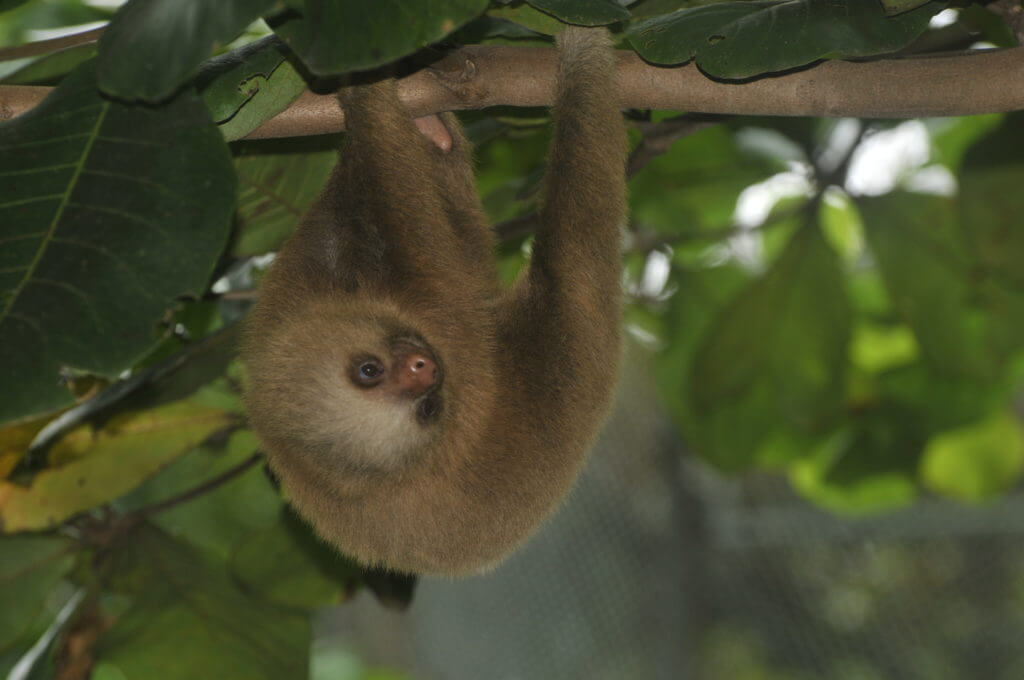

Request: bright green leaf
left=272, top=0, right=488, bottom=75
left=0, top=402, right=235, bottom=531
left=0, top=61, right=235, bottom=425
left=690, top=224, right=851, bottom=469
left=97, top=0, right=281, bottom=101
left=921, top=411, right=1024, bottom=501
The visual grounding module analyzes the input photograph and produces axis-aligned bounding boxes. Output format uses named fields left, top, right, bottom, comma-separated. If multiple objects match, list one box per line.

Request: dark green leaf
left=879, top=0, right=932, bottom=15
left=0, top=0, right=32, bottom=14
left=233, top=146, right=336, bottom=255
left=200, top=37, right=308, bottom=141
left=271, top=0, right=489, bottom=75
left=689, top=224, right=851, bottom=469
left=0, top=61, right=235, bottom=424
left=97, top=0, right=281, bottom=101
left=625, top=0, right=945, bottom=78
left=0, top=44, right=97, bottom=86
left=230, top=511, right=359, bottom=609
left=97, top=526, right=309, bottom=680
left=526, top=0, right=630, bottom=26
left=0, top=535, right=74, bottom=653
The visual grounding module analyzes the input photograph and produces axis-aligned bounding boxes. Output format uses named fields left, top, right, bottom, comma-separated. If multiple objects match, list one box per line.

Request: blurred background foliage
left=2, top=0, right=1024, bottom=678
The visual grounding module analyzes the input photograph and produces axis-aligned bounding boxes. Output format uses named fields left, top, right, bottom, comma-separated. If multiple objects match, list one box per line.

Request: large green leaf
left=201, top=39, right=308, bottom=142
left=97, top=0, right=282, bottom=101
left=625, top=0, right=945, bottom=78
left=96, top=525, right=309, bottom=680
left=0, top=61, right=235, bottom=424
left=525, top=0, right=629, bottom=26
left=0, top=401, right=235, bottom=531
left=859, top=192, right=1021, bottom=379
left=271, top=0, right=489, bottom=75
left=689, top=223, right=851, bottom=469
left=921, top=411, right=1024, bottom=502
left=0, top=535, right=74, bottom=656
left=232, top=146, right=336, bottom=255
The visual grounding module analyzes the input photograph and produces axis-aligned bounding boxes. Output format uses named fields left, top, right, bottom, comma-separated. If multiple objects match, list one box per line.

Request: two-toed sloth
left=243, top=27, right=626, bottom=576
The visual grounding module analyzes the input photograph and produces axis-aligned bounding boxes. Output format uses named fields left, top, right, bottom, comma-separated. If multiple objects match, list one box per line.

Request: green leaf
left=0, top=535, right=74, bottom=654
left=859, top=192, right=1024, bottom=379
left=689, top=223, right=851, bottom=469
left=271, top=0, right=489, bottom=75
left=116, top=429, right=278, bottom=560
left=0, top=61, right=235, bottom=424
left=230, top=512, right=359, bottom=610
left=0, top=44, right=97, bottom=85
left=97, top=0, right=281, bottom=101
left=625, top=0, right=945, bottom=78
left=0, top=402, right=235, bottom=531
left=201, top=38, right=308, bottom=142
left=232, top=146, right=336, bottom=256
left=921, top=411, right=1024, bottom=501
left=488, top=5, right=565, bottom=35
left=97, top=525, right=309, bottom=680
left=525, top=0, right=629, bottom=26
left=879, top=0, right=932, bottom=15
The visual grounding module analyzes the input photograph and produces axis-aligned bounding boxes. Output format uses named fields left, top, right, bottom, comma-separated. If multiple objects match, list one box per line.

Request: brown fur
left=242, top=27, right=626, bottom=575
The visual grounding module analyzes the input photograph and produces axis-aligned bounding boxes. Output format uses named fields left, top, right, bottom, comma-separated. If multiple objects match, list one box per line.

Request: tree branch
left=2, top=45, right=1024, bottom=135
left=0, top=26, right=104, bottom=62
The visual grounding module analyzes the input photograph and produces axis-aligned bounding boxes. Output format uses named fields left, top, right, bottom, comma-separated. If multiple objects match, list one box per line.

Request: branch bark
left=2, top=45, right=1024, bottom=137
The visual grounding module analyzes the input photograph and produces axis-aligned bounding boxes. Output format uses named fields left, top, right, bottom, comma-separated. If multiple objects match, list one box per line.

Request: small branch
left=131, top=452, right=262, bottom=518
left=0, top=26, right=105, bottom=62
left=627, top=113, right=725, bottom=177
left=3, top=45, right=1024, bottom=130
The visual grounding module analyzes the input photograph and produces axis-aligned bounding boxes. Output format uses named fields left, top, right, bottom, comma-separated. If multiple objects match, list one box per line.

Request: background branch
left=2, top=45, right=1024, bottom=136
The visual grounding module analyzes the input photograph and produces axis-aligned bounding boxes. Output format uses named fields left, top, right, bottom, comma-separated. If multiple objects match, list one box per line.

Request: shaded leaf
left=0, top=44, right=97, bottom=85
left=97, top=525, right=309, bottom=680
left=271, top=0, right=489, bottom=75
left=0, top=534, right=74, bottom=654
left=230, top=510, right=359, bottom=610
left=690, top=224, right=851, bottom=469
left=201, top=37, right=308, bottom=142
left=0, top=61, right=235, bottom=425
left=0, top=402, right=234, bottom=531
left=487, top=5, right=565, bottom=35
left=97, top=0, right=282, bottom=101
left=625, top=0, right=944, bottom=78
left=232, top=146, right=336, bottom=255
left=859, top=192, right=1024, bottom=379
left=526, top=0, right=629, bottom=26
left=116, top=430, right=277, bottom=560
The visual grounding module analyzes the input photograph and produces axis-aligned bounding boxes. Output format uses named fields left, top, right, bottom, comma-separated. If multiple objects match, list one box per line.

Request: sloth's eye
left=352, top=359, right=385, bottom=387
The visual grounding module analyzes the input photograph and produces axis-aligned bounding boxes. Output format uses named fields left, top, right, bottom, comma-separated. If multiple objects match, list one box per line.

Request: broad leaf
left=0, top=401, right=235, bottom=531
left=0, top=535, right=74, bottom=654
left=97, top=0, right=281, bottom=101
left=921, top=411, right=1024, bottom=501
left=233, top=147, right=336, bottom=255
left=526, top=0, right=629, bottom=26
left=689, top=223, right=851, bottom=469
left=230, top=512, right=359, bottom=610
left=0, top=61, right=234, bottom=424
left=271, top=0, right=489, bottom=75
left=625, top=0, right=945, bottom=78
left=97, top=526, right=309, bottom=680
left=0, top=44, right=97, bottom=86
left=200, top=37, right=308, bottom=142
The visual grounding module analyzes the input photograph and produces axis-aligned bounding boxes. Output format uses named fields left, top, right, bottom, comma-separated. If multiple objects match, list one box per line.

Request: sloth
left=242, top=27, right=626, bottom=575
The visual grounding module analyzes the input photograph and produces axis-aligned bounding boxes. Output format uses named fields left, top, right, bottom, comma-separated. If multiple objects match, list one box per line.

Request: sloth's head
left=245, top=303, right=446, bottom=471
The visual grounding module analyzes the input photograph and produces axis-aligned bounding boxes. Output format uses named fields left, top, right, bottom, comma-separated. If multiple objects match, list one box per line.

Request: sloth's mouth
left=416, top=392, right=443, bottom=425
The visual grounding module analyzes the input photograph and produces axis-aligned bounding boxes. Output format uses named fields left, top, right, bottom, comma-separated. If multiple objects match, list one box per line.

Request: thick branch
left=2, top=45, right=1024, bottom=135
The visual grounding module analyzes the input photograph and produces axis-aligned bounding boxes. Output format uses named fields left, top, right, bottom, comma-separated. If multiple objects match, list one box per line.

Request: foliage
left=1, top=0, right=1023, bottom=677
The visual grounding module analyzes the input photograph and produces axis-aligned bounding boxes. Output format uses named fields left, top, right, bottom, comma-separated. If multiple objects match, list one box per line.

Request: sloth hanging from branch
left=242, top=26, right=626, bottom=576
